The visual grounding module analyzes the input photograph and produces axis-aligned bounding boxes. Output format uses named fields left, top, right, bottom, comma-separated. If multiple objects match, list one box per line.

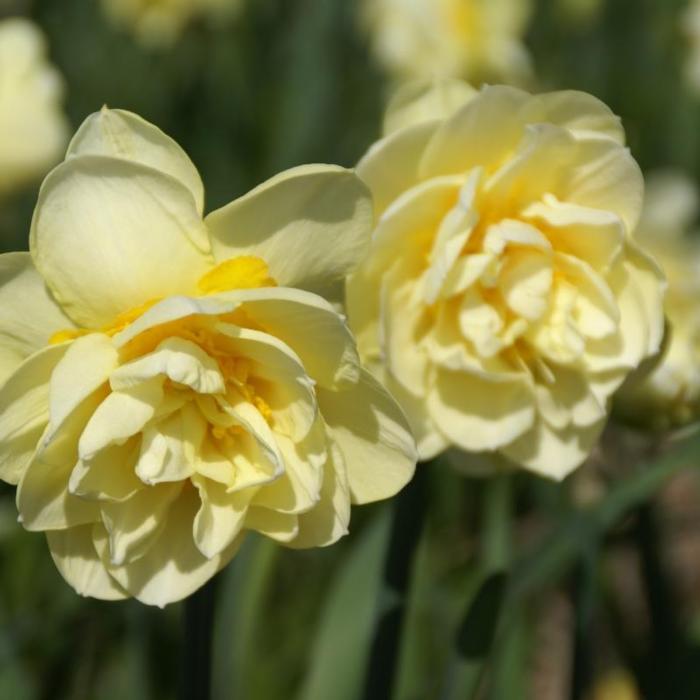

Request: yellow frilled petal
left=93, top=490, right=242, bottom=608
left=348, top=82, right=665, bottom=479
left=47, top=525, right=128, bottom=601
left=286, top=441, right=351, bottom=549
left=30, top=155, right=213, bottom=329
left=205, top=164, right=373, bottom=297
left=0, top=253, right=75, bottom=384
left=197, top=256, right=276, bottom=294
left=67, top=107, right=206, bottom=217
left=319, top=369, right=417, bottom=505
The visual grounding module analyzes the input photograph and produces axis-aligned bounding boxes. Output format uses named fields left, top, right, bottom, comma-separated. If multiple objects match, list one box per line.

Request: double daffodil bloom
left=616, top=172, right=700, bottom=429
left=348, top=81, right=666, bottom=479
left=0, top=18, right=68, bottom=196
left=361, top=0, right=532, bottom=85
left=0, top=108, right=416, bottom=606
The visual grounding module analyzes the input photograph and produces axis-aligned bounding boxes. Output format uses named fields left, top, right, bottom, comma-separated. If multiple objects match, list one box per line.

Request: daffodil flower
left=0, top=108, right=416, bottom=606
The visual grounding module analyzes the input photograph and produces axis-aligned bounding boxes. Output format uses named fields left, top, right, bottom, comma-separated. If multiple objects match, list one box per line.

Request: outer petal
left=317, top=369, right=417, bottom=505
left=286, top=442, right=351, bottom=549
left=17, top=388, right=104, bottom=531
left=357, top=120, right=439, bottom=217
left=0, top=252, right=74, bottom=383
left=206, top=165, right=373, bottom=296
left=383, top=78, right=476, bottom=135
left=0, top=344, right=68, bottom=484
left=30, top=155, right=212, bottom=328
left=94, top=489, right=242, bottom=607
left=67, top=108, right=205, bottom=217
left=502, top=418, right=606, bottom=481
left=47, top=525, right=127, bottom=601
left=427, top=369, right=535, bottom=452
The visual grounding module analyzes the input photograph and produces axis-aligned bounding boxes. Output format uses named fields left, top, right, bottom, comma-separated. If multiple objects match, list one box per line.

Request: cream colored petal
left=47, top=525, right=127, bottom=601
left=69, top=438, right=143, bottom=503
left=30, top=155, right=212, bottom=328
left=376, top=366, right=449, bottom=461
left=206, top=165, right=373, bottom=296
left=317, top=369, right=417, bottom=505
left=484, top=124, right=576, bottom=207
left=0, top=252, right=74, bottom=383
left=78, top=378, right=164, bottom=460
left=230, top=288, right=361, bottom=389
left=0, top=344, right=66, bottom=485
left=554, top=252, right=619, bottom=339
left=215, top=324, right=317, bottom=442
left=501, top=417, right=606, bottom=480
left=110, top=337, right=225, bottom=394
left=534, top=365, right=607, bottom=431
left=94, top=490, right=242, bottom=607
left=585, top=246, right=665, bottom=372
left=67, top=108, right=205, bottom=217
left=48, top=333, right=118, bottom=440
left=561, top=137, right=644, bottom=235
left=499, top=250, right=553, bottom=322
left=428, top=369, right=535, bottom=452
left=424, top=169, right=480, bottom=303
left=383, top=79, right=477, bottom=135
left=192, top=474, right=251, bottom=559
left=521, top=196, right=624, bottom=271
left=17, top=389, right=105, bottom=531
left=100, top=481, right=182, bottom=566
left=252, top=419, right=326, bottom=515
left=357, top=120, right=438, bottom=217
left=381, top=269, right=430, bottom=396
left=420, top=85, right=531, bottom=179
left=521, top=90, right=625, bottom=143
left=135, top=403, right=206, bottom=484
left=244, top=506, right=299, bottom=543
left=286, top=441, right=351, bottom=549
left=194, top=435, right=236, bottom=485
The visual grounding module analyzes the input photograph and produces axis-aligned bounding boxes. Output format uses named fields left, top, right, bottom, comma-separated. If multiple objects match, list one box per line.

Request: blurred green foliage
left=3, top=0, right=700, bottom=698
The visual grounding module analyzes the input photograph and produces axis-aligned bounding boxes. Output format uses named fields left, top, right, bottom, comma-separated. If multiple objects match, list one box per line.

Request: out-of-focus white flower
left=0, top=18, right=68, bottom=196
left=361, top=0, right=532, bottom=85
left=616, top=172, right=700, bottom=429
left=101, top=0, right=241, bottom=48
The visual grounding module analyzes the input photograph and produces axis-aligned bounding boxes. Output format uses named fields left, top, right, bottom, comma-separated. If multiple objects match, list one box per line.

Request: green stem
left=442, top=474, right=514, bottom=700
left=362, top=463, right=429, bottom=700
left=181, top=576, right=218, bottom=700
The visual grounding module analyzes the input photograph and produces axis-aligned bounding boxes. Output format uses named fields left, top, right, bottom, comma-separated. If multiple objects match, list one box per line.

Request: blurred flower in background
left=101, top=0, right=242, bottom=48
left=347, top=81, right=666, bottom=479
left=360, top=0, right=532, bottom=85
left=615, top=172, right=700, bottom=429
left=0, top=108, right=416, bottom=606
left=0, top=17, right=68, bottom=197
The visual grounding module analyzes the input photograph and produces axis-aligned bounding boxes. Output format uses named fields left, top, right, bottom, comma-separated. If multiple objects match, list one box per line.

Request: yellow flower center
left=49, top=256, right=276, bottom=345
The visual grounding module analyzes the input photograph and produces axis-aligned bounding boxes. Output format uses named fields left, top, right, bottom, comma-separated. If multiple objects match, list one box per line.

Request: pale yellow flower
left=361, top=0, right=532, bottom=85
left=0, top=108, right=416, bottom=606
left=347, top=80, right=665, bottom=479
left=0, top=18, right=68, bottom=195
left=101, top=0, right=241, bottom=47
left=615, top=172, right=700, bottom=429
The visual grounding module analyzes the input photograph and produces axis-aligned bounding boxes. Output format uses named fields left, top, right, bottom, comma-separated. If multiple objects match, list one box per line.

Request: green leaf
left=296, top=507, right=391, bottom=700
